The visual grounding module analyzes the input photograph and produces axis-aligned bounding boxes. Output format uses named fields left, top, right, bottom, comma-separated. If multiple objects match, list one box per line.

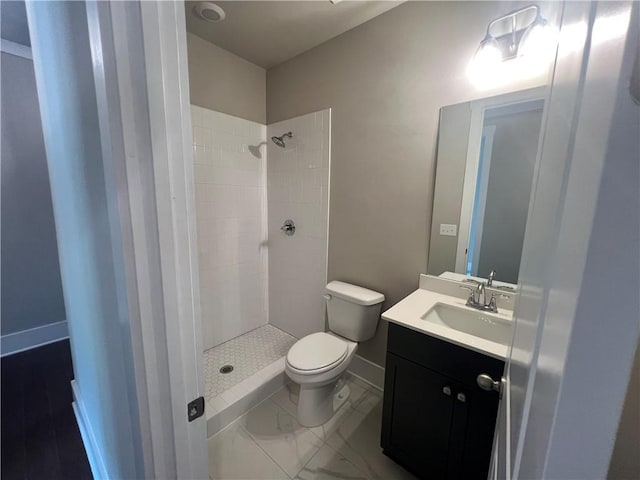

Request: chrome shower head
left=271, top=132, right=292, bottom=148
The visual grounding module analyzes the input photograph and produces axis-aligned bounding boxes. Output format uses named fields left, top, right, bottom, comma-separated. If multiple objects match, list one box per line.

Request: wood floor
left=1, top=339, right=92, bottom=480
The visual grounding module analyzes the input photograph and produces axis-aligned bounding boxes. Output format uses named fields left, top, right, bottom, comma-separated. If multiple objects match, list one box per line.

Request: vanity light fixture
left=468, top=5, right=558, bottom=88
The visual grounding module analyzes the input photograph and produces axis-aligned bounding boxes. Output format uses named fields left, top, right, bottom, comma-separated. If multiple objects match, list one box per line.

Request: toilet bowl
left=285, top=281, right=385, bottom=427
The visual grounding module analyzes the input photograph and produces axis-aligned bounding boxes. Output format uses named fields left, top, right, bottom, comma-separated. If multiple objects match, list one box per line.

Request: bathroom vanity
left=377, top=86, right=539, bottom=478
left=380, top=278, right=512, bottom=479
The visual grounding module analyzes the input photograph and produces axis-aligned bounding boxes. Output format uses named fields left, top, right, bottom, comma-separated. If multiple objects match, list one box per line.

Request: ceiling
left=1, top=1, right=30, bottom=46
left=1, top=1, right=403, bottom=68
left=184, top=1, right=403, bottom=69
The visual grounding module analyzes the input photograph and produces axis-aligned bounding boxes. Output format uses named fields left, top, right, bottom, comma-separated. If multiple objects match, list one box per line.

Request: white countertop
left=381, top=288, right=513, bottom=360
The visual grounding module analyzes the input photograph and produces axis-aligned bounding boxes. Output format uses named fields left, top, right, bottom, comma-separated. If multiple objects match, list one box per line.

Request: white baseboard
left=0, top=39, right=32, bottom=59
left=72, top=380, right=109, bottom=480
left=348, top=354, right=385, bottom=390
left=1, top=321, right=69, bottom=357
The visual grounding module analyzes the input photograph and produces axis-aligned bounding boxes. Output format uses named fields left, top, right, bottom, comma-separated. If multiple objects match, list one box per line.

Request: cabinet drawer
left=387, top=322, right=504, bottom=387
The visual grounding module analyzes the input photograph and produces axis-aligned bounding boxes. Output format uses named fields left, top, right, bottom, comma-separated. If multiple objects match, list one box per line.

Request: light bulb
left=476, top=36, right=502, bottom=67
left=518, top=17, right=558, bottom=70
left=467, top=35, right=503, bottom=88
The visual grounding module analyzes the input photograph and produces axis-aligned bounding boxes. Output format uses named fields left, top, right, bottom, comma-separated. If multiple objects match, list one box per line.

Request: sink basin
left=421, top=302, right=513, bottom=345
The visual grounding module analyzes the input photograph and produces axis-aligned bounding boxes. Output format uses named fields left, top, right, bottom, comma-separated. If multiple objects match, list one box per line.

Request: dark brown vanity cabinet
left=381, top=323, right=504, bottom=479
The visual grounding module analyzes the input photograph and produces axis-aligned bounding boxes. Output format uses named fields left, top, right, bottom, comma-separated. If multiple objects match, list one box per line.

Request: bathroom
left=1, top=1, right=638, bottom=479
left=184, top=1, right=640, bottom=478
left=184, top=1, right=551, bottom=476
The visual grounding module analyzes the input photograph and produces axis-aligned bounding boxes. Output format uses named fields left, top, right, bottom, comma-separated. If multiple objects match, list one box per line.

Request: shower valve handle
left=281, top=219, right=296, bottom=236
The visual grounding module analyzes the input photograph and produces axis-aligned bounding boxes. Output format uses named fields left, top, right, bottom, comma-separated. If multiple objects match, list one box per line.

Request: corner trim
left=0, top=39, right=32, bottom=59
left=348, top=354, right=385, bottom=390
left=1, top=321, right=69, bottom=357
left=72, top=380, right=109, bottom=480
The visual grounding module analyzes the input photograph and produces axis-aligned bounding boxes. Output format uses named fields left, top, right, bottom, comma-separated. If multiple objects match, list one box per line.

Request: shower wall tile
left=267, top=109, right=331, bottom=339
left=191, top=105, right=268, bottom=351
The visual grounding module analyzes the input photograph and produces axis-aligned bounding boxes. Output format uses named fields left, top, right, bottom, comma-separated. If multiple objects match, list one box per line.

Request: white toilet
left=285, top=281, right=385, bottom=427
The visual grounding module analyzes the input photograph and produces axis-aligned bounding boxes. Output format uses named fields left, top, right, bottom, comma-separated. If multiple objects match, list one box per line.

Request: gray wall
left=477, top=108, right=542, bottom=283
left=1, top=1, right=30, bottom=46
left=427, top=103, right=471, bottom=276
left=266, top=1, right=550, bottom=366
left=187, top=32, right=266, bottom=124
left=27, top=1, right=143, bottom=476
left=1, top=51, right=66, bottom=336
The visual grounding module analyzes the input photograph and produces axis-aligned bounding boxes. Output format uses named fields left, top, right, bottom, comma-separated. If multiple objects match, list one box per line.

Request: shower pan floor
left=203, top=324, right=297, bottom=436
left=204, top=324, right=296, bottom=400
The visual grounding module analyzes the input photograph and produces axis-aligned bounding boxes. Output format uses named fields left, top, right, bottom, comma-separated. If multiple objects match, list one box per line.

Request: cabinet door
left=457, top=385, right=501, bottom=479
left=381, top=353, right=457, bottom=478
left=442, top=381, right=500, bottom=479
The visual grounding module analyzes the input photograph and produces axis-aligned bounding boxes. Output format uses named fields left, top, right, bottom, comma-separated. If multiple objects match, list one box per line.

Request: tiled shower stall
left=190, top=106, right=330, bottom=435
left=191, top=106, right=269, bottom=350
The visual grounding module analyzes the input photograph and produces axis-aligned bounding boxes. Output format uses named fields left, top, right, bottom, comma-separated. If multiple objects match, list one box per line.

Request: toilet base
left=297, top=378, right=351, bottom=427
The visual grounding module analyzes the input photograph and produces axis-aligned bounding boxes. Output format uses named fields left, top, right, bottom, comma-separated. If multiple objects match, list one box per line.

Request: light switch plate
left=440, top=224, right=457, bottom=236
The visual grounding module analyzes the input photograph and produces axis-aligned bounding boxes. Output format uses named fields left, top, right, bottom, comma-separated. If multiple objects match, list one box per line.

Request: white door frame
left=85, top=1, right=206, bottom=477
left=139, top=2, right=207, bottom=476
left=496, top=1, right=639, bottom=478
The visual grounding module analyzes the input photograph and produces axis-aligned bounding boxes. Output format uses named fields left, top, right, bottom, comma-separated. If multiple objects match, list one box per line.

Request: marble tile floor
left=208, top=373, right=417, bottom=480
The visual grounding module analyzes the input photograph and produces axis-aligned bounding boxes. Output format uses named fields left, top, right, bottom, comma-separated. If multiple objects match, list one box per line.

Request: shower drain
left=219, top=364, right=234, bottom=374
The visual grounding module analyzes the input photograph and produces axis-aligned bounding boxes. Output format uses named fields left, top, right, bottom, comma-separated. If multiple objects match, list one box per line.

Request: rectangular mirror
left=427, top=87, right=545, bottom=286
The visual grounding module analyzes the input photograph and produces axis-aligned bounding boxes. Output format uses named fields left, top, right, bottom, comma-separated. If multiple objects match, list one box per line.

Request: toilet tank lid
left=326, top=281, right=385, bottom=306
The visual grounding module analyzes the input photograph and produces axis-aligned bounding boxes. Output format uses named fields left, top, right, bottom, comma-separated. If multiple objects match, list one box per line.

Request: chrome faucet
left=487, top=269, right=496, bottom=287
left=460, top=282, right=498, bottom=313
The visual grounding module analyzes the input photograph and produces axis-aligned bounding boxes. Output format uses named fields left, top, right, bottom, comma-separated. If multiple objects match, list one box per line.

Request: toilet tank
left=325, top=281, right=385, bottom=342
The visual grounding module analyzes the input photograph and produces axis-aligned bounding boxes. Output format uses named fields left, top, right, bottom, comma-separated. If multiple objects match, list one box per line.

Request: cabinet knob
left=442, top=386, right=452, bottom=396
left=457, top=392, right=466, bottom=403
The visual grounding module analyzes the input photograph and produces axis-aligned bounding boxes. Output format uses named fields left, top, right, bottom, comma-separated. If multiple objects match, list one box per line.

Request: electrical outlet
left=440, top=224, right=457, bottom=237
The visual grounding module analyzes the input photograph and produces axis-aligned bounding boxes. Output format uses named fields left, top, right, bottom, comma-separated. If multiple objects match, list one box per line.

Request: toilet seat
left=286, top=332, right=349, bottom=375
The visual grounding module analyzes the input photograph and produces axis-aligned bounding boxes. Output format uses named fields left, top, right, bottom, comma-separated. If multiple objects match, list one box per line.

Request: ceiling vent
left=193, top=2, right=226, bottom=23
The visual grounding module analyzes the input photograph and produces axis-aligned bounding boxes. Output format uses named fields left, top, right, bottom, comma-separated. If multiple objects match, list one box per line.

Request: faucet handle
left=487, top=293, right=498, bottom=313
left=459, top=285, right=477, bottom=305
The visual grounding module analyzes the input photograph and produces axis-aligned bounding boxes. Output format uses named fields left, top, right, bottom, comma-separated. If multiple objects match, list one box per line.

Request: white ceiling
left=184, top=1, right=403, bottom=69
